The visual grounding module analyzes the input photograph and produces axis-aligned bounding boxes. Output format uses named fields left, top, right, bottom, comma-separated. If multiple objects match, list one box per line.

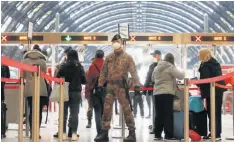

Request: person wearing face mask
left=94, top=34, right=140, bottom=142
left=143, top=50, right=161, bottom=134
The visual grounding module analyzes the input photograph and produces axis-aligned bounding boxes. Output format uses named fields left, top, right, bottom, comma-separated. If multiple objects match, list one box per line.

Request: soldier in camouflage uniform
left=94, top=34, right=140, bottom=142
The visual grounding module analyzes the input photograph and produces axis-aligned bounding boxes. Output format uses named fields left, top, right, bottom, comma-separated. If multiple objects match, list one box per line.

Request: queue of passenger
left=1, top=35, right=228, bottom=142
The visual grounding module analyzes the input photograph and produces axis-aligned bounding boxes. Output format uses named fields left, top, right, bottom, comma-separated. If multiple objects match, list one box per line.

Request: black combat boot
left=123, top=130, right=136, bottom=142
left=86, top=119, right=92, bottom=128
left=94, top=130, right=109, bottom=142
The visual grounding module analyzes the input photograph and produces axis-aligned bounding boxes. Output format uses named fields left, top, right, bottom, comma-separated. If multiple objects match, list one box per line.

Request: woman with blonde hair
left=198, top=48, right=226, bottom=140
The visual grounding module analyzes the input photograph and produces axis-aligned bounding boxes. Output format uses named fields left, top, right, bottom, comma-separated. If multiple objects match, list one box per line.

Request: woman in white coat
left=152, top=53, right=185, bottom=140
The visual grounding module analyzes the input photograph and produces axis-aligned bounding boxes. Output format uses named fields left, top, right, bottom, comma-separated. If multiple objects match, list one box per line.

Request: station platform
left=2, top=100, right=234, bottom=142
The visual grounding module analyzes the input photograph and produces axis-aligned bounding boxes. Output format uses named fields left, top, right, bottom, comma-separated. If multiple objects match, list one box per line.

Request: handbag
left=173, top=88, right=184, bottom=111
left=50, top=82, right=69, bottom=102
left=173, top=96, right=181, bottom=111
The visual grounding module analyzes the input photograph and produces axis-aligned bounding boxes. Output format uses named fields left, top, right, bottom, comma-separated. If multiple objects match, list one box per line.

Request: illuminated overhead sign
left=1, top=35, right=43, bottom=42
left=129, top=36, right=173, bottom=41
left=191, top=36, right=234, bottom=42
left=61, top=35, right=108, bottom=41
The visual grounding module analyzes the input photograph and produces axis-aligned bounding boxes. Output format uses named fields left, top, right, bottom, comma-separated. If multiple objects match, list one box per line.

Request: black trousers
left=27, top=96, right=47, bottom=132
left=206, top=95, right=223, bottom=137
left=154, top=94, right=174, bottom=138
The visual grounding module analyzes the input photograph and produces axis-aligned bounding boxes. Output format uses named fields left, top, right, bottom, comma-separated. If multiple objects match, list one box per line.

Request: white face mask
left=112, top=42, right=122, bottom=50
left=152, top=58, right=158, bottom=63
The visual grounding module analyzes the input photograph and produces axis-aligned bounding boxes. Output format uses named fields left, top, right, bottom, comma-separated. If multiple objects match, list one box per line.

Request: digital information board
left=191, top=36, right=234, bottom=42
left=61, top=35, right=108, bottom=41
left=129, top=36, right=173, bottom=41
left=1, top=35, right=43, bottom=42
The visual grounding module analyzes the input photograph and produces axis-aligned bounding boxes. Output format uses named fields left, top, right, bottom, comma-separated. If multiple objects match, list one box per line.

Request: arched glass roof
left=1, top=1, right=234, bottom=33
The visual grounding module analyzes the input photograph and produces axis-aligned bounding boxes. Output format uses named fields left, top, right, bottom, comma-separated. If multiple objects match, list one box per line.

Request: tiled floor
left=2, top=100, right=234, bottom=142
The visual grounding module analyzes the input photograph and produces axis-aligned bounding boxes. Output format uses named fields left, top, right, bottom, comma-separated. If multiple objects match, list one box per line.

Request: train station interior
left=1, top=1, right=234, bottom=142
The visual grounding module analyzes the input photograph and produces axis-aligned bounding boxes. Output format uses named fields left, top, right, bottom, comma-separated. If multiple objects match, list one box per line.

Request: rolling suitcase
left=189, top=110, right=207, bottom=136
left=173, top=111, right=184, bottom=139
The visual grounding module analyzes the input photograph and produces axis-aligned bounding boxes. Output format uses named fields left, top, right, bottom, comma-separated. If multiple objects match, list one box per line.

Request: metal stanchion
left=113, top=105, right=123, bottom=129
left=36, top=67, right=41, bottom=137
left=58, top=79, right=65, bottom=142
left=210, top=82, right=216, bottom=142
left=112, top=107, right=125, bottom=139
left=32, top=66, right=40, bottom=142
left=226, top=87, right=234, bottom=140
left=18, top=77, right=24, bottom=142
left=184, top=78, right=189, bottom=142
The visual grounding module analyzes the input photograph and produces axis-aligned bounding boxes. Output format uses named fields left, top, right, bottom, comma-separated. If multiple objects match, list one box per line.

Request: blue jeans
left=63, top=91, right=81, bottom=133
left=93, top=95, right=103, bottom=133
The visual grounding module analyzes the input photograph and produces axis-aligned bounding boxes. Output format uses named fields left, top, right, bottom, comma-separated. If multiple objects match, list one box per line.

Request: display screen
left=1, top=35, right=43, bottom=42
left=191, top=36, right=234, bottom=42
left=61, top=35, right=108, bottom=41
left=129, top=36, right=173, bottom=41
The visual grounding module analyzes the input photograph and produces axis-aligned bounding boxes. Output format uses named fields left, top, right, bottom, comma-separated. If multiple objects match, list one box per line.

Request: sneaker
left=71, top=133, right=78, bottom=141
left=216, top=136, right=222, bottom=141
left=203, top=133, right=211, bottom=139
left=63, top=133, right=69, bottom=140
left=53, top=132, right=58, bottom=138
left=154, top=137, right=163, bottom=140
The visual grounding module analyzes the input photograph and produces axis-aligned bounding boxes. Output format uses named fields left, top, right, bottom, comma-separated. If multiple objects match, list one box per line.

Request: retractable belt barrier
left=183, top=71, right=234, bottom=142
left=1, top=56, right=65, bottom=142
left=2, top=56, right=234, bottom=142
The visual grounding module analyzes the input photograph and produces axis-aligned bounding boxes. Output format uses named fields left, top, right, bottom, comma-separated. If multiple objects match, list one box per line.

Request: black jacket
left=198, top=57, right=226, bottom=98
left=1, top=65, right=10, bottom=101
left=57, top=61, right=86, bottom=92
left=143, top=62, right=158, bottom=95
left=144, top=62, right=158, bottom=87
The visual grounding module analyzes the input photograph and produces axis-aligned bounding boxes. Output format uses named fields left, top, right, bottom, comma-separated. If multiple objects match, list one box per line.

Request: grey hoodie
left=152, top=61, right=185, bottom=95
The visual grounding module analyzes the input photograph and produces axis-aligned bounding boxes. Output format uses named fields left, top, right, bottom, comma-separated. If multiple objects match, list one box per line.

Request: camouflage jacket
left=98, top=51, right=140, bottom=87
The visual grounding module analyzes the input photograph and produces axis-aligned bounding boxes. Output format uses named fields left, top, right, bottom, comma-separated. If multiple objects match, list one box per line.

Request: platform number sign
left=118, top=23, right=129, bottom=39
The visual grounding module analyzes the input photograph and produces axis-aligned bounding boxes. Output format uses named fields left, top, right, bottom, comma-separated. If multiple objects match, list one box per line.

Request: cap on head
left=95, top=50, right=104, bottom=58
left=33, top=44, right=41, bottom=52
left=111, top=34, right=122, bottom=42
left=150, top=50, right=161, bottom=55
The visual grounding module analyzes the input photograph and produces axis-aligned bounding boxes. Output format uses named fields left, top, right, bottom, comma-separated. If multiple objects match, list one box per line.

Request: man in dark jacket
left=85, top=50, right=105, bottom=138
left=1, top=65, right=10, bottom=101
left=198, top=49, right=226, bottom=140
left=143, top=50, right=161, bottom=134
left=1, top=64, right=10, bottom=139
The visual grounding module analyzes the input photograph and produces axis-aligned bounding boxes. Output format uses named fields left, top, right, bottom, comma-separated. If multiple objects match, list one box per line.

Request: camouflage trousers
left=86, top=97, right=93, bottom=120
left=102, top=84, right=135, bottom=131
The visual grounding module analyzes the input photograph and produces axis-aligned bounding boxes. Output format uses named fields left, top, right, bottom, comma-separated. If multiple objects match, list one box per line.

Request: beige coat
left=22, top=50, right=47, bottom=97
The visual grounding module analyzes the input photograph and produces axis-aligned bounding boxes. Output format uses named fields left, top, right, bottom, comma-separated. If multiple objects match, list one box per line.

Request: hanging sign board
left=28, top=22, right=33, bottom=40
left=78, top=45, right=86, bottom=62
left=118, top=23, right=129, bottom=39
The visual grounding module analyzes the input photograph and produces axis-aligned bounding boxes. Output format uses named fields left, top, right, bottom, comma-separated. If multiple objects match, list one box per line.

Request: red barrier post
left=184, top=78, right=189, bottom=142
left=18, top=77, right=24, bottom=142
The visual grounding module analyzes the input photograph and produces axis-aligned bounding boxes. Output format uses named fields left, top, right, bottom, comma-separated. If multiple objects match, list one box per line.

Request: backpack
left=93, top=63, right=100, bottom=90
